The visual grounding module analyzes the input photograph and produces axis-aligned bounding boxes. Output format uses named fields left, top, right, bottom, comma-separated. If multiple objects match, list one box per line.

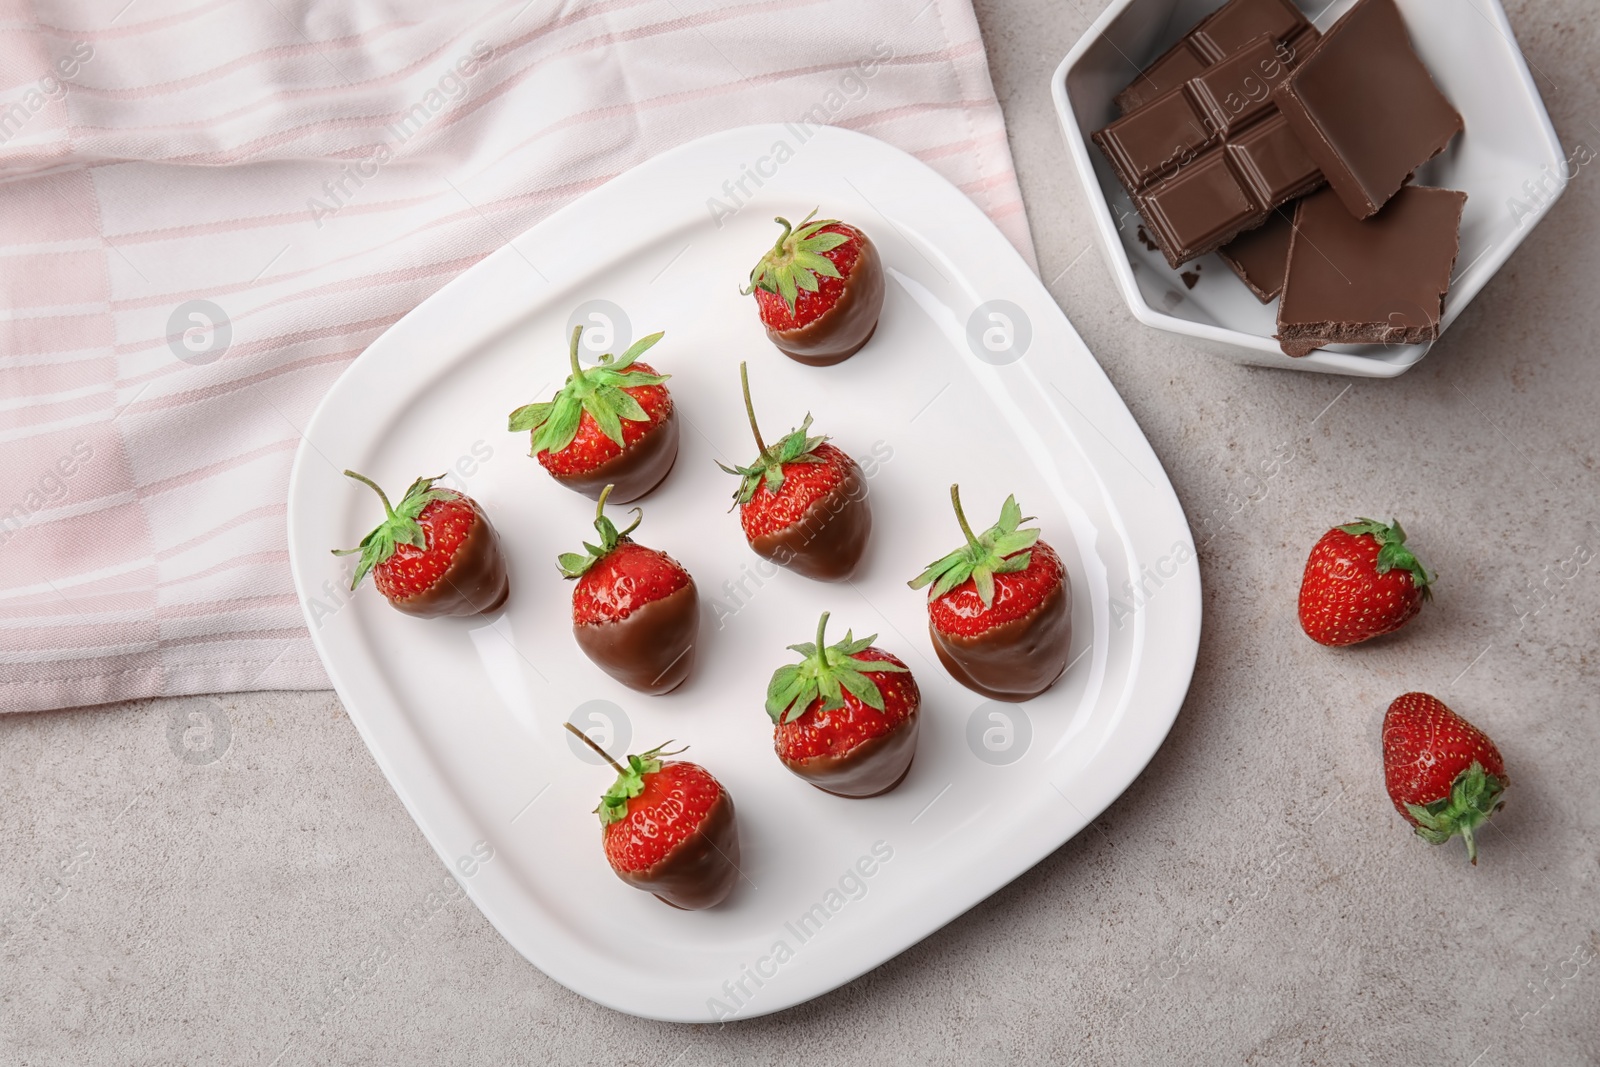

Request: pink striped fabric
left=0, top=0, right=1033, bottom=713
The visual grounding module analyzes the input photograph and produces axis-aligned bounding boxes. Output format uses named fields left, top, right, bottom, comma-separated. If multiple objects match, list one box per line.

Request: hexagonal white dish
left=1052, top=0, right=1566, bottom=376
left=287, top=125, right=1200, bottom=1021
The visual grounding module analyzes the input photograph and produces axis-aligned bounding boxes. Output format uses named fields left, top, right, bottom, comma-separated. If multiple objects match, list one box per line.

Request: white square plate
left=287, top=125, right=1201, bottom=1021
left=1052, top=0, right=1566, bottom=376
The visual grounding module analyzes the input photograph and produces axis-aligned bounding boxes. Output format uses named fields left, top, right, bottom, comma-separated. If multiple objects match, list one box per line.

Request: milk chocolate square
left=1187, top=39, right=1293, bottom=137
left=1117, top=41, right=1212, bottom=115
left=1225, top=111, right=1322, bottom=206
left=1095, top=84, right=1217, bottom=192
left=1114, top=0, right=1313, bottom=112
left=1276, top=185, right=1467, bottom=357
left=1272, top=0, right=1462, bottom=219
left=1190, top=0, right=1308, bottom=60
left=1138, top=151, right=1260, bottom=266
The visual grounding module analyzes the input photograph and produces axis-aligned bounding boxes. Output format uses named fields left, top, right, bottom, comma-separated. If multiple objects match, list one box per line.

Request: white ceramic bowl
left=1052, top=0, right=1566, bottom=376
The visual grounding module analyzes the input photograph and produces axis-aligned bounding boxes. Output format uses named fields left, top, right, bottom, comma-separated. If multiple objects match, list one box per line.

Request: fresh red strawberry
left=909, top=486, right=1072, bottom=702
left=1299, top=518, right=1432, bottom=647
left=333, top=470, right=508, bottom=618
left=564, top=724, right=740, bottom=910
left=560, top=484, right=698, bottom=694
left=507, top=325, right=679, bottom=502
left=767, top=612, right=920, bottom=797
left=1382, top=692, right=1508, bottom=864
left=717, top=361, right=871, bottom=580
left=742, top=210, right=885, bottom=366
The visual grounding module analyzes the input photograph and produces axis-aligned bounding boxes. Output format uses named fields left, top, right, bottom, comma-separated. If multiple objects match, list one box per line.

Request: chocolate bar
left=1114, top=0, right=1316, bottom=113
left=1273, top=0, right=1463, bottom=219
left=1093, top=34, right=1324, bottom=267
left=1218, top=210, right=1294, bottom=302
left=1275, top=185, right=1466, bottom=357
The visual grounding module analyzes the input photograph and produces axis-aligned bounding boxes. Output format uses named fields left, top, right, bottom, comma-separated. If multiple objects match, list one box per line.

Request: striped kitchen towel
left=0, top=0, right=1033, bottom=714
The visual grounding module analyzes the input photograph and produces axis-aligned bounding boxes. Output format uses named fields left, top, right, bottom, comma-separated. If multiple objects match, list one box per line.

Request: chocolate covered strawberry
left=742, top=210, right=884, bottom=366
left=564, top=724, right=741, bottom=910
left=333, top=470, right=508, bottom=618
left=508, top=325, right=678, bottom=502
left=1382, top=692, right=1508, bottom=864
left=909, top=486, right=1072, bottom=702
left=560, top=484, right=698, bottom=694
left=1299, top=518, right=1432, bottom=647
left=716, top=361, right=871, bottom=581
left=766, top=612, right=919, bottom=798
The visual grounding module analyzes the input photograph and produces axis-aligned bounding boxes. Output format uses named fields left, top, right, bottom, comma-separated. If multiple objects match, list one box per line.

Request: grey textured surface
left=5, top=0, right=1600, bottom=1063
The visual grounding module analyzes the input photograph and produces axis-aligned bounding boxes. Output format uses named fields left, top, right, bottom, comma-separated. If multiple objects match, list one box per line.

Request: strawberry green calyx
left=331, top=470, right=453, bottom=590
left=562, top=723, right=684, bottom=827
left=557, top=483, right=641, bottom=579
left=508, top=326, right=669, bottom=456
left=716, top=361, right=828, bottom=506
left=908, top=486, right=1039, bottom=608
left=1339, top=517, right=1434, bottom=598
left=766, top=611, right=908, bottom=724
left=1405, top=761, right=1506, bottom=865
left=740, top=209, right=852, bottom=311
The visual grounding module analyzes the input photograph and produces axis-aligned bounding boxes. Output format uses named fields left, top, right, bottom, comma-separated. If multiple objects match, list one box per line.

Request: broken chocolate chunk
left=1218, top=210, right=1295, bottom=302
left=1275, top=185, right=1467, bottom=357
left=1272, top=0, right=1463, bottom=219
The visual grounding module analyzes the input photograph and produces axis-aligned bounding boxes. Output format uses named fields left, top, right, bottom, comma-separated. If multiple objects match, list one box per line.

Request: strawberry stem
left=343, top=470, right=395, bottom=519
left=950, top=484, right=982, bottom=553
left=558, top=483, right=642, bottom=578
left=1403, top=760, right=1504, bottom=865
left=768, top=216, right=794, bottom=258
left=331, top=473, right=452, bottom=587
left=765, top=610, right=908, bottom=724
left=909, top=491, right=1040, bottom=608
left=738, top=361, right=770, bottom=460
left=567, top=324, right=587, bottom=383
left=564, top=721, right=626, bottom=775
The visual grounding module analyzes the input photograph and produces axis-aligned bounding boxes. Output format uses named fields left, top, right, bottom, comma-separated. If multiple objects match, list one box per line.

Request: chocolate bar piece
left=1097, top=33, right=1311, bottom=195
left=1136, top=121, right=1322, bottom=269
left=1114, top=0, right=1315, bottom=113
left=1275, top=185, right=1467, bottom=357
left=1218, top=210, right=1294, bottom=302
left=1137, top=151, right=1262, bottom=266
left=1096, top=80, right=1218, bottom=193
left=1226, top=111, right=1321, bottom=206
left=1273, top=0, right=1463, bottom=219
left=1094, top=34, right=1323, bottom=268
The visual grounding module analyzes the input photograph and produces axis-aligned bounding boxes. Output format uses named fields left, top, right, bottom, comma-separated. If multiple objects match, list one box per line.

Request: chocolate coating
left=616, top=787, right=740, bottom=910
left=749, top=462, right=872, bottom=581
left=931, top=579, right=1071, bottom=702
left=780, top=707, right=919, bottom=798
left=551, top=410, right=679, bottom=504
left=573, top=580, right=698, bottom=694
left=766, top=234, right=885, bottom=366
left=390, top=500, right=509, bottom=618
